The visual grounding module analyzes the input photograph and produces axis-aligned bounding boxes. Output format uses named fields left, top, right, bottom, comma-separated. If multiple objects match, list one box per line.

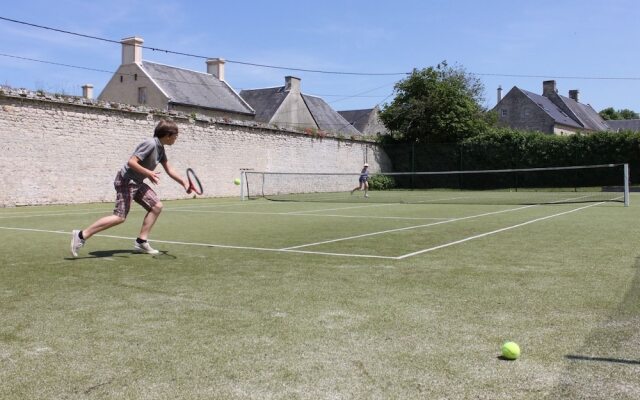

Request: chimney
left=82, top=84, right=94, bottom=99
left=206, top=58, right=226, bottom=81
left=121, top=36, right=144, bottom=64
left=284, top=76, right=301, bottom=93
left=542, top=80, right=557, bottom=97
left=497, top=85, right=503, bottom=103
left=569, top=90, right=579, bottom=102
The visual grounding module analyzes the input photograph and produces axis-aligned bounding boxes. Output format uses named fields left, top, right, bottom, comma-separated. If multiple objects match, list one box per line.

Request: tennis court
left=1, top=193, right=639, bottom=399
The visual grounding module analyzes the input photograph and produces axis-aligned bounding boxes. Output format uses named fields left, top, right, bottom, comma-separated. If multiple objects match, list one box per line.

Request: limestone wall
left=0, top=88, right=390, bottom=207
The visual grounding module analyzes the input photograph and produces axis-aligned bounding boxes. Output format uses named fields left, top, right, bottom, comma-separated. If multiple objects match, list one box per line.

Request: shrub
left=369, top=174, right=396, bottom=190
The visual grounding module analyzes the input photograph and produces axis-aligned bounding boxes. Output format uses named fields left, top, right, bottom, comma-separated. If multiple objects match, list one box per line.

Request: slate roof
left=337, top=108, right=373, bottom=133
left=142, top=61, right=254, bottom=115
left=557, top=95, right=610, bottom=131
left=239, top=85, right=361, bottom=135
left=301, top=94, right=361, bottom=135
left=605, top=119, right=640, bottom=132
left=519, top=88, right=582, bottom=128
left=238, top=87, right=287, bottom=122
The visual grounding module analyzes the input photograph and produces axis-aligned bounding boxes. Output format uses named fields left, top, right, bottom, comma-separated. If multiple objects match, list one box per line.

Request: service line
left=396, top=202, right=605, bottom=259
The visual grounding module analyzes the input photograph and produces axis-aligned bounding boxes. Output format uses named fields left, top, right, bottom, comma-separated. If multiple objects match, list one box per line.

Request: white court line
left=0, top=210, right=109, bottom=219
left=0, top=201, right=445, bottom=222
left=0, top=194, right=618, bottom=260
left=397, top=202, right=605, bottom=259
left=0, top=205, right=242, bottom=219
left=0, top=201, right=246, bottom=219
left=284, top=203, right=392, bottom=214
left=280, top=193, right=605, bottom=251
left=167, top=201, right=250, bottom=210
left=0, top=226, right=396, bottom=260
left=280, top=204, right=538, bottom=250
left=289, top=213, right=450, bottom=221
left=168, top=208, right=450, bottom=221
left=0, top=207, right=110, bottom=216
left=414, top=196, right=471, bottom=203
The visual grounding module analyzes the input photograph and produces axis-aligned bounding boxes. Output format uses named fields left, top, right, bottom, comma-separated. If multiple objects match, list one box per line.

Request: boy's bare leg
left=71, top=214, right=124, bottom=257
left=138, top=203, right=162, bottom=240
left=83, top=215, right=126, bottom=239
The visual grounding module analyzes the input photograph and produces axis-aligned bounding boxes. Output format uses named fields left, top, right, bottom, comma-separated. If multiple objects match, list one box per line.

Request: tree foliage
left=599, top=107, right=639, bottom=120
left=379, top=62, right=491, bottom=144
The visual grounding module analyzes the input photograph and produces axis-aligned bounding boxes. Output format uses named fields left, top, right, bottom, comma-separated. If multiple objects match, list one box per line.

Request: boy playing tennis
left=351, top=163, right=369, bottom=198
left=70, top=119, right=189, bottom=257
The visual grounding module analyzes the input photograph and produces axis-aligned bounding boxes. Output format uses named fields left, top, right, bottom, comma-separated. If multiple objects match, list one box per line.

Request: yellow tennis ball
left=234, top=178, right=241, bottom=185
left=501, top=341, right=520, bottom=360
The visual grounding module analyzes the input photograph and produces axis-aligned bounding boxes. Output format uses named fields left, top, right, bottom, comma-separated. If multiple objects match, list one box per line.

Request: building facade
left=494, top=80, right=609, bottom=134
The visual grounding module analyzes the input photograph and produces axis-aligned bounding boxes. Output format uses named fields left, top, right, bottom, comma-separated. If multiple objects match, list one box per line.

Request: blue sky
left=1, top=0, right=639, bottom=113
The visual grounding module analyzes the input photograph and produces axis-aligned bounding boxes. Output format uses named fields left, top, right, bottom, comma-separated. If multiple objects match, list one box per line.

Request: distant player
left=70, top=119, right=189, bottom=257
left=351, top=163, right=369, bottom=198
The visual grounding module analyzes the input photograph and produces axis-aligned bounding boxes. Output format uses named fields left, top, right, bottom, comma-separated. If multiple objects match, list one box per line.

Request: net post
left=239, top=168, right=254, bottom=201
left=240, top=170, right=245, bottom=201
left=624, top=163, right=630, bottom=207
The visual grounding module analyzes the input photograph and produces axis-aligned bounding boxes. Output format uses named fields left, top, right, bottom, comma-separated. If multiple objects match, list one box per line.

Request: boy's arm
left=127, top=156, right=162, bottom=184
left=161, top=160, right=189, bottom=191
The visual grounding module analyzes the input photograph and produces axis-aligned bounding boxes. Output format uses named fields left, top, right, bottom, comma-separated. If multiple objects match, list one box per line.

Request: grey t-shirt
left=120, top=137, right=167, bottom=183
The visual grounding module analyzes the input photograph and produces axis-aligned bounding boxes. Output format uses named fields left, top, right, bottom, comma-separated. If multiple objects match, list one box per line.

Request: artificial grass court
left=1, top=195, right=639, bottom=399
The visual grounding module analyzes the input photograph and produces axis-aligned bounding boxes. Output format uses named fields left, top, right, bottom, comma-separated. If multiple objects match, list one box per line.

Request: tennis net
left=243, top=164, right=630, bottom=205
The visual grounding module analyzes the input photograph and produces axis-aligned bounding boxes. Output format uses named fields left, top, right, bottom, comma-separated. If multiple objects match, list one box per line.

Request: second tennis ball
left=234, top=178, right=241, bottom=185
left=501, top=341, right=520, bottom=360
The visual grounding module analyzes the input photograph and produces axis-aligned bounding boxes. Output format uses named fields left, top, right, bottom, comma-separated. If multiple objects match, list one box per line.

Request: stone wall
left=0, top=88, right=390, bottom=207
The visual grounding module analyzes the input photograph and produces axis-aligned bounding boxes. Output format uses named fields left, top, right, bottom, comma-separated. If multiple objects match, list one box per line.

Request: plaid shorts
left=112, top=172, right=160, bottom=218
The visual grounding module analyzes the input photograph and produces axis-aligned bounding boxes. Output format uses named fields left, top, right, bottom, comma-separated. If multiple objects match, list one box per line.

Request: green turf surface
left=1, top=196, right=639, bottom=399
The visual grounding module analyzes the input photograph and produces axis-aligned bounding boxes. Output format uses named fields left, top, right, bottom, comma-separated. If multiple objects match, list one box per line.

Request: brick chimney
left=497, top=85, right=502, bottom=103
left=568, top=90, right=579, bottom=102
left=285, top=76, right=301, bottom=93
left=82, top=84, right=93, bottom=99
left=542, top=80, right=557, bottom=97
left=206, top=58, right=225, bottom=81
left=121, top=37, right=144, bottom=64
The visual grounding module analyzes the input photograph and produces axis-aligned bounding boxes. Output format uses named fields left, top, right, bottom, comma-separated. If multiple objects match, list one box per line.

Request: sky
left=1, top=0, right=639, bottom=113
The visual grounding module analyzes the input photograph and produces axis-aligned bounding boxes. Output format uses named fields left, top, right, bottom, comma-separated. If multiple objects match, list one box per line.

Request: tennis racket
left=186, top=168, right=204, bottom=195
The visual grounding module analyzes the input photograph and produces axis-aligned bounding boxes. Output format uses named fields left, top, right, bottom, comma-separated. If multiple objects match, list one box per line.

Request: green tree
left=599, top=107, right=639, bottom=120
left=599, top=107, right=619, bottom=120
left=619, top=108, right=639, bottom=119
left=379, top=62, right=490, bottom=143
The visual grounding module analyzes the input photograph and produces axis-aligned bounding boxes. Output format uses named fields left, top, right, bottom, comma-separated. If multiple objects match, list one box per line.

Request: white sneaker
left=364, top=194, right=369, bottom=198
left=70, top=229, right=85, bottom=257
left=134, top=241, right=160, bottom=255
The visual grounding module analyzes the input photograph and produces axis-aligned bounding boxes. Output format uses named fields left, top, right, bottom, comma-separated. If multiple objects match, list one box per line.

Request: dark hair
left=154, top=119, right=179, bottom=138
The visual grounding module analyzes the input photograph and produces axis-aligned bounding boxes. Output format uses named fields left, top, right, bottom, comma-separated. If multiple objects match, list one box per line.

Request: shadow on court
left=546, top=256, right=640, bottom=398
left=565, top=354, right=640, bottom=366
left=65, top=250, right=177, bottom=260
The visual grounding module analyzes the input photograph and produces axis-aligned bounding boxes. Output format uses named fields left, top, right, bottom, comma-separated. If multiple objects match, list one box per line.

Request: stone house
left=98, top=37, right=255, bottom=120
left=494, top=80, right=609, bottom=135
left=605, top=119, right=640, bottom=132
left=338, top=106, right=389, bottom=136
left=239, top=76, right=361, bottom=136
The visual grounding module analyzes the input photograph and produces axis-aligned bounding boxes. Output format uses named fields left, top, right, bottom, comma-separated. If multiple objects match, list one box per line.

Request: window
left=501, top=109, right=508, bottom=117
left=138, top=87, right=147, bottom=104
